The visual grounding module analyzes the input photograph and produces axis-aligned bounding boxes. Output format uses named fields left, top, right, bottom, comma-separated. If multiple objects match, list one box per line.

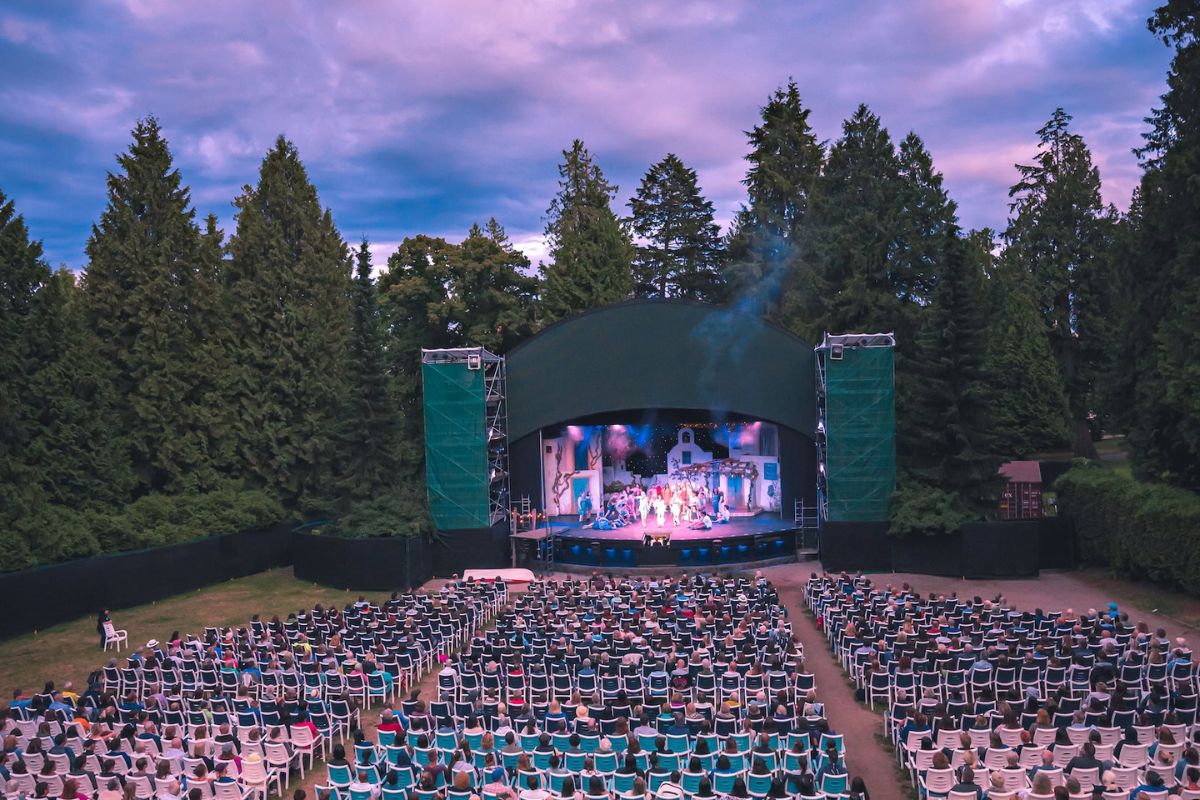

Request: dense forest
left=1, top=4, right=1197, bottom=571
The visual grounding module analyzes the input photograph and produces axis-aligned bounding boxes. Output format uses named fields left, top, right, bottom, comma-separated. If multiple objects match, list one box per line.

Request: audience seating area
left=806, top=572, right=1200, bottom=800
left=315, top=574, right=860, bottom=800
left=1, top=582, right=507, bottom=800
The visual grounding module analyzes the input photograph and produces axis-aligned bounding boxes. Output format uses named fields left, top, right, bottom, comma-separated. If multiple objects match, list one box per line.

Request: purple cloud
left=0, top=0, right=1172, bottom=267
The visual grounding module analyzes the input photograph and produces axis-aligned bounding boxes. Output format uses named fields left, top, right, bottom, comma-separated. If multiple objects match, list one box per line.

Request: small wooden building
left=999, top=460, right=1044, bottom=520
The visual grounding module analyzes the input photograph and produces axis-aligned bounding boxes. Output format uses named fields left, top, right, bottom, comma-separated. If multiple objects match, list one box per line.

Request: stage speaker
left=830, top=343, right=844, bottom=360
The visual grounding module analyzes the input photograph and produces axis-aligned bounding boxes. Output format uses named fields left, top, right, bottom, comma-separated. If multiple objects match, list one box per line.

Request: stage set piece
left=420, top=300, right=895, bottom=571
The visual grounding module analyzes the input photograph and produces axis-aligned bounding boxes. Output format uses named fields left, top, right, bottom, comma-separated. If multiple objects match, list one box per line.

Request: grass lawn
left=1073, top=567, right=1200, bottom=631
left=0, top=567, right=393, bottom=698
left=1034, top=434, right=1128, bottom=463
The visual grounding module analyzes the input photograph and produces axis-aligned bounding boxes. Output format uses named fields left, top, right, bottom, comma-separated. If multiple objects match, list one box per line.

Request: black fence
left=0, top=524, right=292, bottom=640
left=292, top=531, right=432, bottom=591
left=820, top=517, right=1076, bottom=577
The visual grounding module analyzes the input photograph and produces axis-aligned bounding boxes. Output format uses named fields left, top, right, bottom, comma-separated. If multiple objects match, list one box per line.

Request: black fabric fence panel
left=508, top=433, right=543, bottom=512
left=1037, top=516, right=1076, bottom=569
left=292, top=532, right=432, bottom=591
left=890, top=532, right=965, bottom=576
left=820, top=522, right=891, bottom=572
left=821, top=520, right=1048, bottom=577
left=0, top=524, right=292, bottom=641
left=432, top=522, right=510, bottom=575
left=960, top=521, right=1040, bottom=577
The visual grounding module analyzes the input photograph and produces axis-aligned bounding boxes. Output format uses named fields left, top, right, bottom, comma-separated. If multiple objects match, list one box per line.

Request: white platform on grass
left=463, top=567, right=536, bottom=584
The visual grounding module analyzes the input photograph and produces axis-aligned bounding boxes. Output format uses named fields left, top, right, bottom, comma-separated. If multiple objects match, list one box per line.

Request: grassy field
left=1073, top=567, right=1200, bottom=631
left=0, top=567, right=392, bottom=697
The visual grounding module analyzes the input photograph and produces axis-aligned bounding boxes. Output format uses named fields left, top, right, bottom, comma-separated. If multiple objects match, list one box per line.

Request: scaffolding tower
left=421, top=347, right=509, bottom=529
left=815, top=333, right=896, bottom=523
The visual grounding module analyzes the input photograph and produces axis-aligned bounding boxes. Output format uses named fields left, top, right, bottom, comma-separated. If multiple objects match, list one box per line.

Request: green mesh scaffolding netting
left=825, top=346, right=896, bottom=522
left=422, top=363, right=490, bottom=530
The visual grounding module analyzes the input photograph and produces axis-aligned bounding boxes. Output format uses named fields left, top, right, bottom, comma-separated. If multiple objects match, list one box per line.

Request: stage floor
left=547, top=513, right=795, bottom=542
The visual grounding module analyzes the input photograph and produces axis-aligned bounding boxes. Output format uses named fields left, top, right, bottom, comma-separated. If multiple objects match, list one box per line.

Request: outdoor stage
left=541, top=514, right=800, bottom=569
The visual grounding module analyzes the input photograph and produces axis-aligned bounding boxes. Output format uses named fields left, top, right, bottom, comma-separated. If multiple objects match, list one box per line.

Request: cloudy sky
left=0, top=0, right=1173, bottom=269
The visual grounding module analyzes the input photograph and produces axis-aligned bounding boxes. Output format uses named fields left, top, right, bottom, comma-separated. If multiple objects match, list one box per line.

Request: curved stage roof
left=505, top=300, right=816, bottom=441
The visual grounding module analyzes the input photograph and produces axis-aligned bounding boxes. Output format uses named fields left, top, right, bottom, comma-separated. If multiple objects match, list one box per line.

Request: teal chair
left=748, top=773, right=772, bottom=797
left=681, top=771, right=705, bottom=794
left=713, top=771, right=742, bottom=795
left=820, top=772, right=848, bottom=796
left=593, top=752, right=619, bottom=774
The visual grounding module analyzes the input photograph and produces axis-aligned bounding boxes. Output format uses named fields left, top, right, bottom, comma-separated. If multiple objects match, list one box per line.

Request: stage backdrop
left=505, top=301, right=817, bottom=442
left=505, top=300, right=819, bottom=520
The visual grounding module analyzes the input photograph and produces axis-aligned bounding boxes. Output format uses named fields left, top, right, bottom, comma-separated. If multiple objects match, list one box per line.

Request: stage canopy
left=505, top=300, right=817, bottom=441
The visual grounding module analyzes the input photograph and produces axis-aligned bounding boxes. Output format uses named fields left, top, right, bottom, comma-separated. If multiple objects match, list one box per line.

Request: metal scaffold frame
left=421, top=347, right=509, bottom=528
left=814, top=332, right=897, bottom=523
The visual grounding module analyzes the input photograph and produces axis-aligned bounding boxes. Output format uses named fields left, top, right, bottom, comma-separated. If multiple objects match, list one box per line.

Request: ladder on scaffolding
left=794, top=499, right=820, bottom=560
left=510, top=496, right=555, bottom=567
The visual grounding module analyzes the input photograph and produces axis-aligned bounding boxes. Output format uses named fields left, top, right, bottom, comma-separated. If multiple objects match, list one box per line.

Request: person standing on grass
left=97, top=609, right=111, bottom=649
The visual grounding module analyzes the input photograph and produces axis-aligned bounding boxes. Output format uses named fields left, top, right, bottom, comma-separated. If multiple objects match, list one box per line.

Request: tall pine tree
left=892, top=236, right=1002, bottom=534
left=0, top=196, right=133, bottom=568
left=804, top=105, right=909, bottom=342
left=82, top=117, right=230, bottom=493
left=327, top=241, right=403, bottom=504
left=540, top=140, right=633, bottom=322
left=1004, top=108, right=1111, bottom=457
left=1122, top=4, right=1200, bottom=487
left=0, top=189, right=49, bottom=521
left=226, top=136, right=352, bottom=510
left=981, top=236, right=1072, bottom=457
left=726, top=80, right=823, bottom=319
left=627, top=154, right=724, bottom=302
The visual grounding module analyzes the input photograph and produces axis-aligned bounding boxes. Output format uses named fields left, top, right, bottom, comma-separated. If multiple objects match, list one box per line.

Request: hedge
left=0, top=483, right=286, bottom=573
left=1055, top=461, right=1200, bottom=593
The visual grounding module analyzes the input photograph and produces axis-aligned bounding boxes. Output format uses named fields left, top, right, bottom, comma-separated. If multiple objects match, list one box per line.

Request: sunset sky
left=0, top=0, right=1173, bottom=268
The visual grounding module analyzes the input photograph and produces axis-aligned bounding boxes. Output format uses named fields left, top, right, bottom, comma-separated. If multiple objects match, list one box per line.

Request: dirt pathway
left=769, top=571, right=908, bottom=800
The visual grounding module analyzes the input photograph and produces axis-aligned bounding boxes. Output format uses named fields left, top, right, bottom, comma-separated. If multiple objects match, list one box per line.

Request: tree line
left=1, top=2, right=1196, bottom=569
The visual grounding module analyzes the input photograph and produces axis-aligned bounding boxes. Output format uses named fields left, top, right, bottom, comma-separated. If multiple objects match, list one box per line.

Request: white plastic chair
left=104, top=621, right=129, bottom=651
left=213, top=781, right=253, bottom=800
left=241, top=759, right=281, bottom=800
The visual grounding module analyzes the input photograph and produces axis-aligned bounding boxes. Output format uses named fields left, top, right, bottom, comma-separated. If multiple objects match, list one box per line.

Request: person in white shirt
left=518, top=774, right=550, bottom=800
left=349, top=771, right=380, bottom=800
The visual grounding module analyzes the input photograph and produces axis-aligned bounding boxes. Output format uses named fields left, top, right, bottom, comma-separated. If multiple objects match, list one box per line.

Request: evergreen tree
left=727, top=80, right=823, bottom=319
left=1123, top=4, right=1200, bottom=487
left=23, top=270, right=135, bottom=510
left=0, top=189, right=49, bottom=519
left=82, top=117, right=229, bottom=493
left=627, top=154, right=724, bottom=301
left=893, top=133, right=957, bottom=322
left=804, top=105, right=909, bottom=342
left=540, top=140, right=633, bottom=322
left=897, top=235, right=1001, bottom=529
left=226, top=136, right=352, bottom=509
left=0, top=190, right=134, bottom=568
left=981, top=241, right=1072, bottom=457
left=454, top=220, right=540, bottom=351
left=1004, top=108, right=1111, bottom=457
left=329, top=241, right=403, bottom=504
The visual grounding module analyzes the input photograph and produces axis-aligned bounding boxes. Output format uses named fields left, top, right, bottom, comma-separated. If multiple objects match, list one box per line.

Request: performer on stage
left=653, top=490, right=667, bottom=528
left=669, top=487, right=682, bottom=527
left=716, top=497, right=731, bottom=524
left=638, top=490, right=650, bottom=529
left=578, top=490, right=591, bottom=523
